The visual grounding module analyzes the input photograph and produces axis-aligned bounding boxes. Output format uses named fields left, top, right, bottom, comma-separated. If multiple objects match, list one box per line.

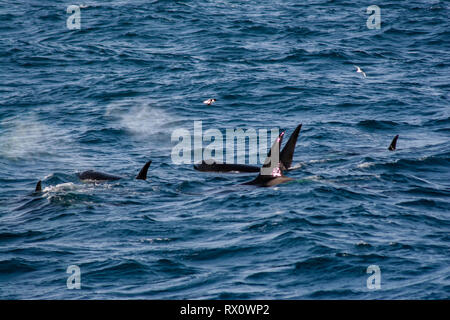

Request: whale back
left=77, top=170, right=122, bottom=181
left=194, top=161, right=260, bottom=173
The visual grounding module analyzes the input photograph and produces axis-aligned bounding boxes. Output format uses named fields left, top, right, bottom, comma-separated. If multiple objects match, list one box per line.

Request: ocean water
left=0, top=0, right=449, bottom=299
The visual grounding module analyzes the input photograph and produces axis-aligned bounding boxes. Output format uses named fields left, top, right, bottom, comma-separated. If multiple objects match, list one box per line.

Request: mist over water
left=0, top=0, right=449, bottom=299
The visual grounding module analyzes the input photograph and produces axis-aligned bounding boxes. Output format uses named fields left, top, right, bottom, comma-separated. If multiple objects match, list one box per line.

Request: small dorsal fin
left=35, top=180, right=42, bottom=192
left=136, top=161, right=152, bottom=180
left=388, top=135, right=399, bottom=151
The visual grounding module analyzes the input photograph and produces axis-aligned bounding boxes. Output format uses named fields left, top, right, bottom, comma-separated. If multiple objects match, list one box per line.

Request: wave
left=357, top=119, right=400, bottom=130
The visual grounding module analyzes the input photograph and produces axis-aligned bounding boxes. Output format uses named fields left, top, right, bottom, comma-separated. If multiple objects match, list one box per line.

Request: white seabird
left=354, top=65, right=367, bottom=78
left=203, top=98, right=216, bottom=105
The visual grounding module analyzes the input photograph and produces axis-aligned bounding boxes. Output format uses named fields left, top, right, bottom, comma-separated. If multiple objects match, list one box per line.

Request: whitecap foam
left=288, top=162, right=303, bottom=170
left=308, top=159, right=330, bottom=164
left=357, top=162, right=375, bottom=169
left=43, top=182, right=77, bottom=193
left=356, top=241, right=371, bottom=247
left=140, top=238, right=170, bottom=244
left=303, top=175, right=322, bottom=181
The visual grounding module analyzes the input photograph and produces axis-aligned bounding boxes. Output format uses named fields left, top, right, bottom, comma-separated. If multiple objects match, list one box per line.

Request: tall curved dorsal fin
left=388, top=135, right=399, bottom=151
left=280, top=123, right=302, bottom=170
left=136, top=161, right=152, bottom=180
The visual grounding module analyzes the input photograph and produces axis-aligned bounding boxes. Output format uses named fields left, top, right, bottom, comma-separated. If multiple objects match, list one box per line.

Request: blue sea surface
left=0, top=0, right=449, bottom=299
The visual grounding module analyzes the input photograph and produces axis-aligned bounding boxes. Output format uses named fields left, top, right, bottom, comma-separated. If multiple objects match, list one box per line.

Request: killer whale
left=194, top=124, right=302, bottom=173
left=242, top=131, right=294, bottom=187
left=388, top=135, right=399, bottom=151
left=77, top=160, right=151, bottom=181
left=34, top=161, right=151, bottom=192
left=193, top=162, right=260, bottom=173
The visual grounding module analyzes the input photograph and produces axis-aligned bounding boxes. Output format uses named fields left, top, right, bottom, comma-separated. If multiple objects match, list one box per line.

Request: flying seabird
left=354, top=65, right=367, bottom=78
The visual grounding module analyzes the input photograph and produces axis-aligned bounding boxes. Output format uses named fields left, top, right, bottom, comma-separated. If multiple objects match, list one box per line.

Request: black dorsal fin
left=280, top=123, right=302, bottom=170
left=260, top=131, right=285, bottom=177
left=242, top=131, right=285, bottom=186
left=35, top=180, right=42, bottom=192
left=388, top=135, right=399, bottom=151
left=242, top=131, right=289, bottom=186
left=136, top=161, right=152, bottom=180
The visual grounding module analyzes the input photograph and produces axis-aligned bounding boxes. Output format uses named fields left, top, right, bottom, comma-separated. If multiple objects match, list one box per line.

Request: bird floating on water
left=203, top=98, right=216, bottom=106
left=354, top=65, right=367, bottom=78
